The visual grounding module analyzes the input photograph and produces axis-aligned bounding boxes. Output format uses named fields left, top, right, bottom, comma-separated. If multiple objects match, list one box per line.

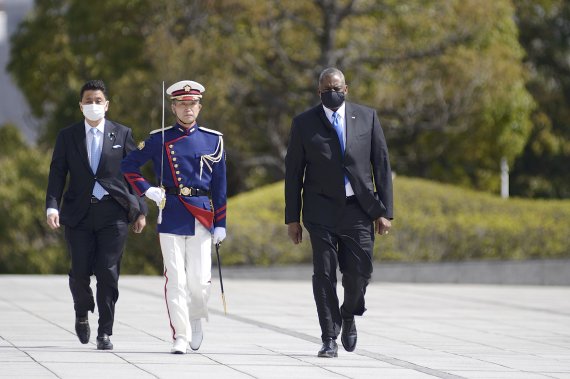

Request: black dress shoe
left=317, top=338, right=338, bottom=358
left=341, top=318, right=357, bottom=352
left=75, top=317, right=90, bottom=344
left=96, top=334, right=113, bottom=350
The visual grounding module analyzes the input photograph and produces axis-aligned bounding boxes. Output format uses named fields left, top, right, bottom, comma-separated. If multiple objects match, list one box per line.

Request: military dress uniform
left=122, top=124, right=226, bottom=235
left=121, top=81, right=226, bottom=353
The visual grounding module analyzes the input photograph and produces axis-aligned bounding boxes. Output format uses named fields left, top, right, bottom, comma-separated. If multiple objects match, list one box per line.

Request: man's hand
left=213, top=227, right=226, bottom=245
left=47, top=213, right=60, bottom=229
left=375, top=217, right=392, bottom=236
left=145, top=187, right=165, bottom=207
left=132, top=214, right=146, bottom=233
left=287, top=222, right=303, bottom=244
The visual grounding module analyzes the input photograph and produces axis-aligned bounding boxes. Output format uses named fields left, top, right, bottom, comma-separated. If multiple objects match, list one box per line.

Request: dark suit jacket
left=46, top=120, right=147, bottom=227
left=285, top=102, right=393, bottom=227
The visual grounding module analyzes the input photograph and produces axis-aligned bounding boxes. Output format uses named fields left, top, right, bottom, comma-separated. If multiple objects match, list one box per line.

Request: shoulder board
left=150, top=126, right=174, bottom=134
left=198, top=126, right=223, bottom=136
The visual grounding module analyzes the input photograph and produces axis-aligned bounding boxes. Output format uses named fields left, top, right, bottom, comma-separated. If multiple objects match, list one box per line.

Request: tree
left=511, top=0, right=570, bottom=198
left=0, top=0, right=551, bottom=273
left=0, top=124, right=164, bottom=274
left=7, top=0, right=155, bottom=146
left=144, top=0, right=534, bottom=193
left=0, top=124, right=67, bottom=273
left=9, top=0, right=533, bottom=195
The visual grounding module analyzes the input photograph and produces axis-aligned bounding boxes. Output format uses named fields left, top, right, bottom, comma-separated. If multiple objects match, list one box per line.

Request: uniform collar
left=176, top=123, right=197, bottom=135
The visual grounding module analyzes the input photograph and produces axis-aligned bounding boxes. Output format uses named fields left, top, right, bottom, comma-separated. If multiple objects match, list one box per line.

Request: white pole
left=501, top=157, right=509, bottom=199
left=0, top=11, right=7, bottom=44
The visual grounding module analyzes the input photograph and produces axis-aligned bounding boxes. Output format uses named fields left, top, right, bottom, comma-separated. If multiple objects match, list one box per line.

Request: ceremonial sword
left=157, top=81, right=166, bottom=223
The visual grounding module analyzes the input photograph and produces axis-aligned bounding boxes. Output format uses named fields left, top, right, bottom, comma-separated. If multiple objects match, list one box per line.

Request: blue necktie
left=332, top=112, right=349, bottom=184
left=90, top=128, right=105, bottom=199
left=332, top=112, right=345, bottom=155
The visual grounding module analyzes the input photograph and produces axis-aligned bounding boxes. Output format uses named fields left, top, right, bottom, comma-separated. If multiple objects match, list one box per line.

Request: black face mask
left=320, top=90, right=345, bottom=110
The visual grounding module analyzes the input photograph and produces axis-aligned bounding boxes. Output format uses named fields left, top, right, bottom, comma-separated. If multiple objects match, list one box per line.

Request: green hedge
left=2, top=140, right=567, bottom=274
left=222, top=177, right=570, bottom=265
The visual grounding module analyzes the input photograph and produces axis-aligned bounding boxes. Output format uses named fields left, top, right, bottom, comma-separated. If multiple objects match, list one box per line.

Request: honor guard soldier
left=121, top=80, right=227, bottom=354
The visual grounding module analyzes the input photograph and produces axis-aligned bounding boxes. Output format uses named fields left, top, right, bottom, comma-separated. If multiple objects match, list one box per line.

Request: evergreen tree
left=512, top=0, right=570, bottom=198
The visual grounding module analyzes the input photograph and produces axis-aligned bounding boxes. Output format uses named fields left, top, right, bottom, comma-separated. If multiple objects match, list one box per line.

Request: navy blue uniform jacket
left=121, top=123, right=227, bottom=235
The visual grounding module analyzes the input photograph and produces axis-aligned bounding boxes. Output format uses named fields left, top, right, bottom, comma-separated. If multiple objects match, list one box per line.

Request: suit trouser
left=65, top=198, right=129, bottom=337
left=304, top=199, right=374, bottom=341
left=159, top=220, right=212, bottom=342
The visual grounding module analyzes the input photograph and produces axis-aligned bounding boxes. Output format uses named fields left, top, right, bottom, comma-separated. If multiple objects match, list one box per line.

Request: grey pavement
left=1, top=274, right=570, bottom=379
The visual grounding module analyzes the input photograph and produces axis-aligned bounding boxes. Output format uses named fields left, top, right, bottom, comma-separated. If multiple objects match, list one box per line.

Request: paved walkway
left=1, top=275, right=569, bottom=379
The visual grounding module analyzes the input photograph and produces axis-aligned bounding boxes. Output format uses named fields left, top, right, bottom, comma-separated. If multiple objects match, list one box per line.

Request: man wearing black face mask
left=285, top=67, right=393, bottom=358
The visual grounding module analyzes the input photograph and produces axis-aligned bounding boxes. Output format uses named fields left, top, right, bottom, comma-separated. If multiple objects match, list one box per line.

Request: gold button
left=179, top=184, right=184, bottom=188
left=171, top=151, right=175, bottom=155
left=174, top=164, right=179, bottom=168
left=169, top=144, right=173, bottom=148
left=176, top=171, right=180, bottom=174
left=177, top=177, right=182, bottom=181
left=172, top=157, right=177, bottom=161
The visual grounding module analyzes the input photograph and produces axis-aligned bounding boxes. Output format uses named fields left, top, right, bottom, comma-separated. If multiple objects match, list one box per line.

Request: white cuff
left=46, top=208, right=59, bottom=217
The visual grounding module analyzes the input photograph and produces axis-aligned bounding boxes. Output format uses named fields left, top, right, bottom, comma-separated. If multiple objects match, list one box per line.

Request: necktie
left=90, top=128, right=105, bottom=199
left=332, top=112, right=349, bottom=184
left=332, top=112, right=345, bottom=155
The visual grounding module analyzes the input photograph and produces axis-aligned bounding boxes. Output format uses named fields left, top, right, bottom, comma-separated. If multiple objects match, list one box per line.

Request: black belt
left=90, top=195, right=112, bottom=204
left=164, top=186, right=210, bottom=197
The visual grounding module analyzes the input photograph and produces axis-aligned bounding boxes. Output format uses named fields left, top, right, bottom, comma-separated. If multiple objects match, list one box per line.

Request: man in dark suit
left=46, top=80, right=147, bottom=350
left=285, top=67, right=393, bottom=358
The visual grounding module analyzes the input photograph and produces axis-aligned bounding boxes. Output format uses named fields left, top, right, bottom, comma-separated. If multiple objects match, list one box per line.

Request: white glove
left=145, top=187, right=165, bottom=207
left=213, top=227, right=226, bottom=245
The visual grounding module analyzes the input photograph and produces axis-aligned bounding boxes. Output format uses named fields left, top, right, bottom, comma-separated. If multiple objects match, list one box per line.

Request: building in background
left=0, top=0, right=37, bottom=142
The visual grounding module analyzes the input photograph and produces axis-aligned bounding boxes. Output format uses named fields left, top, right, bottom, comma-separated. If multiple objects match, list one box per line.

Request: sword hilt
left=157, top=186, right=166, bottom=224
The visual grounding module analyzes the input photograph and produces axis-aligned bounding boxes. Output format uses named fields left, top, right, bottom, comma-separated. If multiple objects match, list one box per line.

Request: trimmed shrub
left=222, top=177, right=570, bottom=265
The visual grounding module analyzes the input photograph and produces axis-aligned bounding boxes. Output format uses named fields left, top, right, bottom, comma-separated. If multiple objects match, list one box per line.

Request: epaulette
left=198, top=126, right=223, bottom=136
left=150, top=126, right=174, bottom=134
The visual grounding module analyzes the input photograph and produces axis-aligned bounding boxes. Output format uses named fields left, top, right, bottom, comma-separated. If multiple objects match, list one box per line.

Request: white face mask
left=82, top=103, right=106, bottom=121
